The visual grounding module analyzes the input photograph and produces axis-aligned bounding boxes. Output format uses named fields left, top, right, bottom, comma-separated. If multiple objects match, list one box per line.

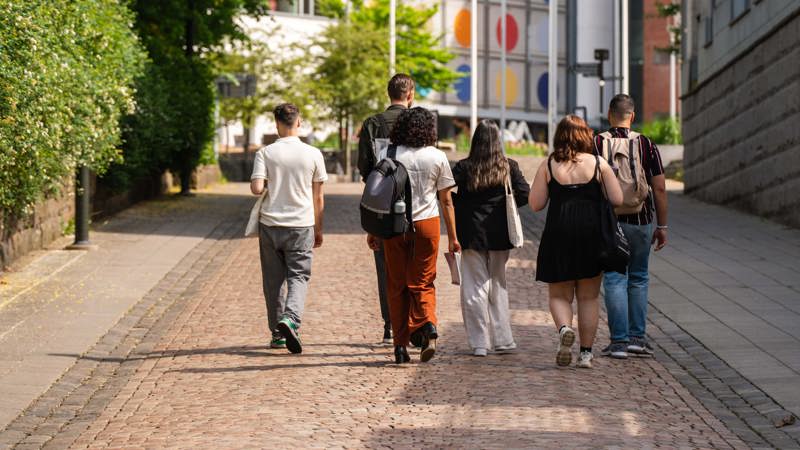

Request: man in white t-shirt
left=250, top=103, right=328, bottom=354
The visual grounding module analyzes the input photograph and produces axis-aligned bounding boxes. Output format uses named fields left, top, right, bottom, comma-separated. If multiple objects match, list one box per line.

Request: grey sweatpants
left=258, top=223, right=314, bottom=336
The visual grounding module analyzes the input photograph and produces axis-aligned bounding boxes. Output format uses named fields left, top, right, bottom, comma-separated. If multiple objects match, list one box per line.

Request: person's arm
left=528, top=160, right=549, bottom=212
left=357, top=119, right=374, bottom=182
left=645, top=139, right=667, bottom=251
left=438, top=187, right=461, bottom=253
left=250, top=149, right=267, bottom=195
left=651, top=174, right=668, bottom=251
left=509, top=160, right=530, bottom=207
left=599, top=158, right=624, bottom=206
left=312, top=181, right=324, bottom=248
left=250, top=178, right=265, bottom=195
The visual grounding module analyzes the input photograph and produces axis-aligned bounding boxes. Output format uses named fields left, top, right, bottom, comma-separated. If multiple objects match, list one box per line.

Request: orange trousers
left=383, top=216, right=440, bottom=346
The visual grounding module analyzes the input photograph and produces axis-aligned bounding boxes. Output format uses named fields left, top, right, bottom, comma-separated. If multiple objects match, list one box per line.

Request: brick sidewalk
left=2, top=183, right=745, bottom=449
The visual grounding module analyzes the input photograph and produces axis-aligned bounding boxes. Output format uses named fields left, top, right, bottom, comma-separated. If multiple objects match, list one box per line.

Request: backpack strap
left=628, top=138, right=639, bottom=191
left=387, top=144, right=398, bottom=159
left=404, top=171, right=413, bottom=231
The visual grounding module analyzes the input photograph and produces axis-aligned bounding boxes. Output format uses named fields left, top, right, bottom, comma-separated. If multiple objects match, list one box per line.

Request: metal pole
left=621, top=0, right=629, bottom=94
left=500, top=0, right=507, bottom=141
left=547, top=0, right=557, bottom=154
left=470, top=0, right=478, bottom=136
left=72, top=166, right=91, bottom=247
left=389, top=0, right=396, bottom=76
left=668, top=15, right=678, bottom=119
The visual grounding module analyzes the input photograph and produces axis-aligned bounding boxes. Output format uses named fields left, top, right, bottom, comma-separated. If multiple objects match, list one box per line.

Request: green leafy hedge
left=0, top=0, right=145, bottom=216
left=638, top=117, right=682, bottom=145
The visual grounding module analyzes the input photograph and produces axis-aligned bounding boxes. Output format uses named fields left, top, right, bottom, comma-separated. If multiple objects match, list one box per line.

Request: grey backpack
left=360, top=144, right=413, bottom=238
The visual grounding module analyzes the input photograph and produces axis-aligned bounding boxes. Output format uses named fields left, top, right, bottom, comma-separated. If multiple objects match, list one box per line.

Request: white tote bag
left=244, top=188, right=268, bottom=237
left=505, top=175, right=524, bottom=248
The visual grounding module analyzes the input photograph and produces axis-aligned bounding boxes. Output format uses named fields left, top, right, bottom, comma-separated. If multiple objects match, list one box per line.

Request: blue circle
left=537, top=72, right=548, bottom=108
left=454, top=64, right=471, bottom=103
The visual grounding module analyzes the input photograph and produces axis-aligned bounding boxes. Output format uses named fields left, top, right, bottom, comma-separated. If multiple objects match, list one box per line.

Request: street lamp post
left=500, top=0, right=507, bottom=143
left=390, top=0, right=396, bottom=76
left=470, top=0, right=478, bottom=136
left=547, top=0, right=557, bottom=154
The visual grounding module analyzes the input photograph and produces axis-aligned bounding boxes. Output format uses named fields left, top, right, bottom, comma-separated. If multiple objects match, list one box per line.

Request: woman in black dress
left=529, top=115, right=622, bottom=369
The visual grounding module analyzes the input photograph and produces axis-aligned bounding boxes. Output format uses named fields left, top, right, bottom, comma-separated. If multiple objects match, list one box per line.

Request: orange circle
left=454, top=9, right=471, bottom=47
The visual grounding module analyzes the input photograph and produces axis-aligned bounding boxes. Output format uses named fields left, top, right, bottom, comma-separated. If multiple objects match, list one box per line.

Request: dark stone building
left=681, top=1, right=800, bottom=227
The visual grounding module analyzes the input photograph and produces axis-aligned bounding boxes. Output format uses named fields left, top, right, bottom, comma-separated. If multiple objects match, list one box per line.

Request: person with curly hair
left=529, top=115, right=622, bottom=369
left=367, top=107, right=460, bottom=364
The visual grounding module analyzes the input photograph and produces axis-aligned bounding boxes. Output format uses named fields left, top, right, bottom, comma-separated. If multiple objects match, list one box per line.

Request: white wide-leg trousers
left=459, top=249, right=515, bottom=351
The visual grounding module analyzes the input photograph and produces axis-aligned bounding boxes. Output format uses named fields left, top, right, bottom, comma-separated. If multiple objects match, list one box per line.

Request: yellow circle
left=454, top=9, right=471, bottom=47
left=494, top=67, right=518, bottom=107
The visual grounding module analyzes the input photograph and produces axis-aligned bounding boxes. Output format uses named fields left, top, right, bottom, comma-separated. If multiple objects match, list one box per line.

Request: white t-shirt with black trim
left=393, top=145, right=455, bottom=222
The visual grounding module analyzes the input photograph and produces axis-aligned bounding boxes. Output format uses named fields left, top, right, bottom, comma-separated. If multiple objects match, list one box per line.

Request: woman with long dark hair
left=367, top=107, right=460, bottom=364
left=529, top=115, right=622, bottom=369
left=452, top=120, right=530, bottom=357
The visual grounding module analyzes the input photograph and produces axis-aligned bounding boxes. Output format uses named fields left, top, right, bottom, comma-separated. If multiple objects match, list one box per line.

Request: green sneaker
left=277, top=318, right=302, bottom=354
left=269, top=336, right=286, bottom=349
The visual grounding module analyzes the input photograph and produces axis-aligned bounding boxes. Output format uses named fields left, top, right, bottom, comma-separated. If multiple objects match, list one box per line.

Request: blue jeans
left=603, top=222, right=654, bottom=343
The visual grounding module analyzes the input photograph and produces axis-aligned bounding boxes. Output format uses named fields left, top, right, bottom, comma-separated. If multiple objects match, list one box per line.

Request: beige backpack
left=599, top=131, right=650, bottom=215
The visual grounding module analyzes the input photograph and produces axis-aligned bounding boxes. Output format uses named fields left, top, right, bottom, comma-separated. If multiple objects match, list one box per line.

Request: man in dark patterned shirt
left=594, top=94, right=669, bottom=360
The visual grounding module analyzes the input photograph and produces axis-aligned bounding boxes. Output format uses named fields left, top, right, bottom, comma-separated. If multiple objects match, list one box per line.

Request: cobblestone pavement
left=1, top=182, right=748, bottom=449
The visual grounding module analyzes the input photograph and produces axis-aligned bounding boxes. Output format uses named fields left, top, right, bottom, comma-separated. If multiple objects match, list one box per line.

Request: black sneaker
left=601, top=342, right=629, bottom=359
left=277, top=318, right=302, bottom=354
left=382, top=327, right=393, bottom=345
left=627, top=337, right=654, bottom=356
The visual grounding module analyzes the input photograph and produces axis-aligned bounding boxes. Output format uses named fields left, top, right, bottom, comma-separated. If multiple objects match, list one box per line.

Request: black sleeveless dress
left=536, top=156, right=603, bottom=283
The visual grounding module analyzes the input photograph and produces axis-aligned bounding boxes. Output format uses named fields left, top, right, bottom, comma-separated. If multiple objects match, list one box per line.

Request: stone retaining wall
left=682, top=12, right=800, bottom=227
left=1, top=164, right=222, bottom=270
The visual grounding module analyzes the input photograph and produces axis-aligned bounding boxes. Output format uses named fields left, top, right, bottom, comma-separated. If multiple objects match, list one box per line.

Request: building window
left=731, top=0, right=750, bottom=23
left=653, top=50, right=670, bottom=65
left=704, top=16, right=713, bottom=47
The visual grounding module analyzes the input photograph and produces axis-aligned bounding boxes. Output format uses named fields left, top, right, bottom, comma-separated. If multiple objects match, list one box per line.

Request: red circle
left=495, top=14, right=519, bottom=52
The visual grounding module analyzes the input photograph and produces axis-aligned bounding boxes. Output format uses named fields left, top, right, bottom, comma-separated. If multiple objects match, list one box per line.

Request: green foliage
left=453, top=134, right=547, bottom=156
left=120, top=0, right=268, bottom=192
left=654, top=1, right=681, bottom=55
left=638, top=117, right=682, bottom=145
left=310, top=20, right=388, bottom=137
left=0, top=0, right=145, bottom=216
left=212, top=25, right=317, bottom=134
left=349, top=0, right=461, bottom=94
left=309, top=1, right=460, bottom=152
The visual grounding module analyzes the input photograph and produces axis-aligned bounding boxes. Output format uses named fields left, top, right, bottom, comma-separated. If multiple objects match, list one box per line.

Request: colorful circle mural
left=455, top=64, right=471, bottom=103
left=454, top=9, right=471, bottom=47
left=537, top=72, right=548, bottom=108
left=495, top=14, right=519, bottom=52
left=494, top=67, right=518, bottom=107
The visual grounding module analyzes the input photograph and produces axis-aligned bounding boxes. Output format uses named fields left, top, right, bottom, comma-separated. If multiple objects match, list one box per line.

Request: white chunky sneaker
left=576, top=350, right=593, bottom=368
left=556, top=326, right=576, bottom=367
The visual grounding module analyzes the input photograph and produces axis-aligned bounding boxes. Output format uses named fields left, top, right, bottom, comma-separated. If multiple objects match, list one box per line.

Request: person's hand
left=367, top=234, right=381, bottom=251
left=314, top=230, right=324, bottom=248
left=652, top=228, right=667, bottom=251
left=449, top=239, right=462, bottom=254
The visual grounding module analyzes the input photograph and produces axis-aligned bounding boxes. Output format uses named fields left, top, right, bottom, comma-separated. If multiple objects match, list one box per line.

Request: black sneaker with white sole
left=601, top=342, right=628, bottom=359
left=627, top=337, right=654, bottom=356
